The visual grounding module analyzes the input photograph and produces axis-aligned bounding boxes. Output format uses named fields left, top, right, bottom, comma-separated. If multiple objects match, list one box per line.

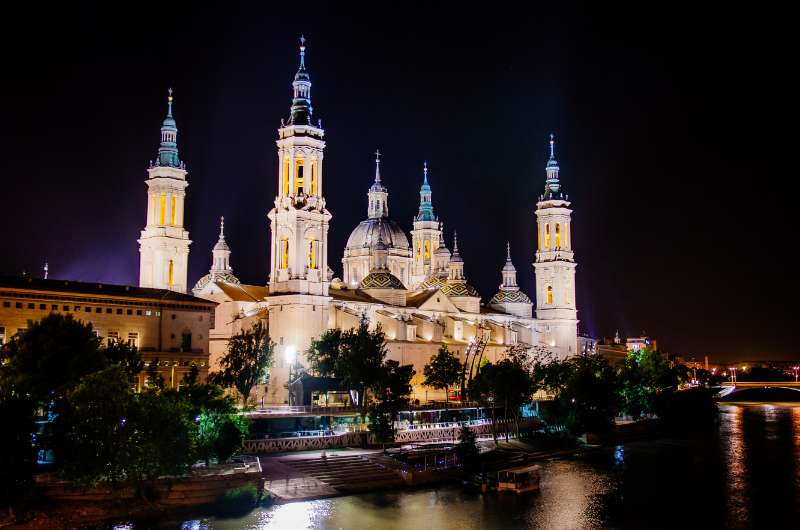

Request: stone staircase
left=283, top=453, right=404, bottom=493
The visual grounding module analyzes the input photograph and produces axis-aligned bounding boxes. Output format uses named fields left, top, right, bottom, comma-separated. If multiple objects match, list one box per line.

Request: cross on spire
left=219, top=216, right=225, bottom=238
left=299, top=34, right=306, bottom=68
left=506, top=241, right=511, bottom=261
left=167, top=88, right=174, bottom=117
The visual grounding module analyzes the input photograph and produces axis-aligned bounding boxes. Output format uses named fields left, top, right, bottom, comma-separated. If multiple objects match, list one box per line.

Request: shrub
left=216, top=484, right=258, bottom=516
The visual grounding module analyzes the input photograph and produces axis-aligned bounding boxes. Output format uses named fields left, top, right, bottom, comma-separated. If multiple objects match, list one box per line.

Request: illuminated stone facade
left=138, top=90, right=191, bottom=293
left=188, top=39, right=579, bottom=404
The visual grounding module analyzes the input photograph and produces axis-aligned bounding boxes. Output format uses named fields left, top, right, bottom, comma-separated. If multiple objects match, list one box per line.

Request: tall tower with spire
left=410, top=162, right=443, bottom=288
left=138, top=89, right=191, bottom=293
left=489, top=243, right=533, bottom=317
left=192, top=217, right=240, bottom=296
left=267, top=37, right=332, bottom=404
left=534, top=134, right=577, bottom=357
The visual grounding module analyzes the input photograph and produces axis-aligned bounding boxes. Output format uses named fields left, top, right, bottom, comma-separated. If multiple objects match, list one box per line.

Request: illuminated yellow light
left=170, top=195, right=177, bottom=225
left=167, top=259, right=174, bottom=287
left=283, top=158, right=290, bottom=195
left=281, top=239, right=289, bottom=269
left=547, top=286, right=553, bottom=305
left=159, top=194, right=166, bottom=225
left=555, top=223, right=561, bottom=248
left=544, top=224, right=551, bottom=249
left=311, top=161, right=318, bottom=195
left=295, top=159, right=305, bottom=194
left=424, top=240, right=431, bottom=259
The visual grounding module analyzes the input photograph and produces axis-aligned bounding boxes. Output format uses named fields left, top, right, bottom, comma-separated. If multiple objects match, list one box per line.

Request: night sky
left=2, top=2, right=795, bottom=362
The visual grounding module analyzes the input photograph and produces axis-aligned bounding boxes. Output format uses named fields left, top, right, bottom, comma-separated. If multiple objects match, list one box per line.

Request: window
left=127, top=332, right=139, bottom=348
left=85, top=307, right=92, bottom=312
left=283, top=158, right=290, bottom=195
left=51, top=304, right=58, bottom=311
left=145, top=310, right=152, bottom=316
left=3, top=301, right=10, bottom=308
left=417, top=241, right=421, bottom=257
left=159, top=193, right=166, bottom=225
left=117, top=308, right=123, bottom=315
left=107, top=330, right=119, bottom=343
left=136, top=310, right=143, bottom=316
left=310, top=161, right=318, bottom=195
left=95, top=307, right=102, bottom=313
left=544, top=224, right=551, bottom=249
left=281, top=239, right=289, bottom=269
left=15, top=302, right=22, bottom=309
left=537, top=225, right=542, bottom=250
left=546, top=286, right=553, bottom=305
left=127, top=309, right=133, bottom=315
left=295, top=159, right=305, bottom=194
left=308, top=240, right=317, bottom=269
left=74, top=305, right=80, bottom=311
left=170, top=195, right=177, bottom=225
left=39, top=304, right=46, bottom=310
left=406, top=325, right=417, bottom=342
left=106, top=308, right=112, bottom=314
left=0, top=326, right=5, bottom=346
left=27, top=303, right=34, bottom=309
left=555, top=223, right=561, bottom=248
left=181, top=332, right=192, bottom=352
left=424, top=240, right=431, bottom=259
left=168, top=260, right=174, bottom=288
left=63, top=305, right=69, bottom=311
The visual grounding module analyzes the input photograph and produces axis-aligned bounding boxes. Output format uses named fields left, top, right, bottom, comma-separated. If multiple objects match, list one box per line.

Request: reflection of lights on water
left=113, top=525, right=133, bottom=530
left=180, top=522, right=205, bottom=530
left=614, top=445, right=624, bottom=465
left=258, top=500, right=330, bottom=529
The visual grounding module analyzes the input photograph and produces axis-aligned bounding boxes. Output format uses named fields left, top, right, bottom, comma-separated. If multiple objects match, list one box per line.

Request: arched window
left=308, top=240, right=317, bottom=269
left=537, top=224, right=542, bottom=250
left=544, top=224, right=551, bottom=249
left=281, top=239, right=289, bottom=269
left=295, top=159, right=305, bottom=195
left=424, top=240, right=431, bottom=259
left=546, top=285, right=553, bottom=305
left=555, top=223, right=561, bottom=248
left=170, top=195, right=177, bottom=226
left=167, top=260, right=174, bottom=287
left=417, top=241, right=421, bottom=257
left=159, top=194, right=166, bottom=225
left=283, top=159, right=290, bottom=195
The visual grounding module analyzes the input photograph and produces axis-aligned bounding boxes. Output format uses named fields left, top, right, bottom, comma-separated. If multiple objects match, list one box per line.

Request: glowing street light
left=793, top=366, right=799, bottom=383
left=284, top=344, right=297, bottom=366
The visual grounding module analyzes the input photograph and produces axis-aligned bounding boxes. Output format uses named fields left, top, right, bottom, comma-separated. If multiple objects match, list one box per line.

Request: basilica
left=137, top=39, right=579, bottom=404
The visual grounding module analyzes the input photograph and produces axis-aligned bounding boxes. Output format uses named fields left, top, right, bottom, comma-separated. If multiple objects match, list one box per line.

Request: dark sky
left=2, top=2, right=795, bottom=362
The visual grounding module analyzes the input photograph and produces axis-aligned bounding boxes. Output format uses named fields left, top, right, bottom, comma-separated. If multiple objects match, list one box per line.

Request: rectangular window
left=281, top=239, right=289, bottom=269
left=136, top=309, right=143, bottom=316
left=424, top=240, right=431, bottom=259
left=283, top=158, right=290, bottom=195
left=27, top=303, right=34, bottom=309
left=95, top=307, right=102, bottom=313
left=544, top=224, right=551, bottom=249
left=15, top=302, right=22, bottom=309
left=308, top=240, right=317, bottom=269
left=85, top=307, right=92, bottom=312
left=127, top=309, right=133, bottom=315
left=310, top=161, right=318, bottom=195
left=181, top=332, right=192, bottom=352
left=74, top=305, right=80, bottom=311
left=39, top=304, right=46, bottom=310
left=106, top=308, right=112, bottom=314
left=168, top=259, right=174, bottom=287
left=145, top=310, right=152, bottom=316
left=159, top=194, right=166, bottom=225
left=406, top=325, right=417, bottom=342
left=3, top=301, right=10, bottom=308
left=295, top=160, right=305, bottom=194
left=127, top=332, right=139, bottom=348
left=117, top=308, right=123, bottom=315
left=51, top=304, right=58, bottom=311
left=170, top=195, right=177, bottom=225
left=107, top=330, right=119, bottom=343
left=63, top=305, right=69, bottom=311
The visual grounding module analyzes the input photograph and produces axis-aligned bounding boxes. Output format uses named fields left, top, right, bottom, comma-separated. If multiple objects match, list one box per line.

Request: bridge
left=717, top=381, right=800, bottom=399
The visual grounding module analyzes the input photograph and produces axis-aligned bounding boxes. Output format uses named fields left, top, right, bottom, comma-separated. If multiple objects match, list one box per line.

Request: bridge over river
left=718, top=381, right=800, bottom=400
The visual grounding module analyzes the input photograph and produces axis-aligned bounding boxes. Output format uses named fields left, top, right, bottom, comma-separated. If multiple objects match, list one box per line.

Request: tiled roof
left=216, top=281, right=269, bottom=302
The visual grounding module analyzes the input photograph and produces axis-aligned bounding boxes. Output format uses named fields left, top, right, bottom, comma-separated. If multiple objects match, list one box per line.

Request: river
left=135, top=403, right=800, bottom=529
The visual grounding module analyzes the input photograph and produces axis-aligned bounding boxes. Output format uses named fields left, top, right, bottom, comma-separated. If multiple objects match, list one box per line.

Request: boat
left=496, top=464, right=541, bottom=493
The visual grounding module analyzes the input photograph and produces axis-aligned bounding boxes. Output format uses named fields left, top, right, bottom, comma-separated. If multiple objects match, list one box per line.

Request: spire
left=368, top=150, right=388, bottom=218
left=156, top=88, right=182, bottom=168
left=288, top=35, right=313, bottom=126
left=213, top=216, right=229, bottom=252
left=43, top=260, right=49, bottom=280
left=415, top=161, right=436, bottom=222
left=450, top=231, right=463, bottom=263
left=506, top=241, right=511, bottom=262
left=501, top=242, right=517, bottom=287
left=543, top=132, right=563, bottom=200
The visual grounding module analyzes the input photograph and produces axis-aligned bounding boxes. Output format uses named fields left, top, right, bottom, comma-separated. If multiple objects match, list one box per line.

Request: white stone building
left=165, top=38, right=580, bottom=404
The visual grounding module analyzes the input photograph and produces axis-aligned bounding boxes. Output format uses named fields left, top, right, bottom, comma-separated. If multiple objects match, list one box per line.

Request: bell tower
left=534, top=134, right=578, bottom=357
left=138, top=89, right=191, bottom=293
left=410, top=162, right=442, bottom=288
left=266, top=37, right=332, bottom=405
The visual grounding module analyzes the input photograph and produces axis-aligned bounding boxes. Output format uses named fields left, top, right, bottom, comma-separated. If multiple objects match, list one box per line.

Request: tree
left=368, top=359, right=416, bottom=448
left=306, top=319, right=387, bottom=409
left=456, top=425, right=479, bottom=471
left=211, top=321, right=274, bottom=405
left=617, top=348, right=677, bottom=417
left=423, top=345, right=461, bottom=405
left=196, top=412, right=249, bottom=466
left=471, top=359, right=534, bottom=442
left=54, top=365, right=139, bottom=486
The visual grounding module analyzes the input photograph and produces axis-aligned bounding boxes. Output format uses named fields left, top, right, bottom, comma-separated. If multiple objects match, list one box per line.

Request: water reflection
left=147, top=404, right=800, bottom=530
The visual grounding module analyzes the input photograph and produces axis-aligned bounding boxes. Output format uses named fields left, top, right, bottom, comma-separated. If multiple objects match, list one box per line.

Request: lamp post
left=285, top=345, right=297, bottom=406
left=793, top=366, right=799, bottom=383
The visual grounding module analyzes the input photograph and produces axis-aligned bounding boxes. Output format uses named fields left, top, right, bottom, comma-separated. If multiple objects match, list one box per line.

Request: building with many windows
left=0, top=275, right=216, bottom=389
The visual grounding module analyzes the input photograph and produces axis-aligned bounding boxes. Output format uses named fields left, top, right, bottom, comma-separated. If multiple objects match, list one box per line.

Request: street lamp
left=793, top=366, right=799, bottom=383
left=285, top=345, right=297, bottom=406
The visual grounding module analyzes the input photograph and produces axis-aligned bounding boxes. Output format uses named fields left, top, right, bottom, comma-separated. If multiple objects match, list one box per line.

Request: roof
left=346, top=217, right=410, bottom=250
left=440, top=282, right=480, bottom=298
left=329, top=286, right=380, bottom=303
left=0, top=275, right=216, bottom=306
left=360, top=270, right=406, bottom=290
left=215, top=281, right=269, bottom=302
left=417, top=274, right=448, bottom=290
left=489, top=290, right=532, bottom=304
left=405, top=289, right=439, bottom=308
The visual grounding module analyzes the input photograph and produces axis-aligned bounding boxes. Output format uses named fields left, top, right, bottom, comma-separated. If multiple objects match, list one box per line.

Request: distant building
left=0, top=275, right=216, bottom=389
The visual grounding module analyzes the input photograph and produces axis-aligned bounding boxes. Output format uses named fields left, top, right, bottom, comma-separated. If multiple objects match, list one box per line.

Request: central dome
left=346, top=218, right=410, bottom=251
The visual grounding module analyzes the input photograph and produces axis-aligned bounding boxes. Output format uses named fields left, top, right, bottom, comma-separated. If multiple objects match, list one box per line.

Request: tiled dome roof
left=359, top=270, right=406, bottom=290
left=440, top=282, right=480, bottom=298
left=193, top=272, right=239, bottom=291
left=418, top=274, right=448, bottom=290
left=489, top=290, right=531, bottom=304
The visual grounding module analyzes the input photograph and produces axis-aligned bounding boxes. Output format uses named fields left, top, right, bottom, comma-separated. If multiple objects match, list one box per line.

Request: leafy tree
left=617, top=348, right=676, bottom=416
left=211, top=321, right=274, bottom=405
left=0, top=313, right=106, bottom=403
left=196, top=413, right=249, bottom=466
left=54, top=365, right=139, bottom=486
left=0, top=396, right=35, bottom=507
left=367, top=359, right=416, bottom=448
left=423, top=345, right=461, bottom=405
left=471, top=359, right=534, bottom=442
left=306, top=319, right=387, bottom=409
left=145, top=358, right=165, bottom=390
left=456, top=425, right=479, bottom=471
left=104, top=339, right=145, bottom=382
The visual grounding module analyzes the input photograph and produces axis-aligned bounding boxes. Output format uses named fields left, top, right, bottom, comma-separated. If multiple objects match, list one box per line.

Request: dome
left=193, top=271, right=240, bottom=292
left=418, top=274, right=448, bottom=291
left=440, top=282, right=480, bottom=298
left=359, top=270, right=406, bottom=290
left=489, top=290, right=532, bottom=305
left=346, top=218, right=410, bottom=251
